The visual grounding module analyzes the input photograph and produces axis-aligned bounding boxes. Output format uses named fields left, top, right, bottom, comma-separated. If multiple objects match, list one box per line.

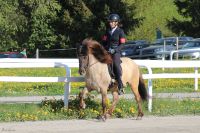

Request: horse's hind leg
left=130, top=83, right=143, bottom=119
left=79, top=87, right=89, bottom=109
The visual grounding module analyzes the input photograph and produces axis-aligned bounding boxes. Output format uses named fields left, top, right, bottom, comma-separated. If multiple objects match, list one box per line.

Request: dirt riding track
left=0, top=116, right=200, bottom=133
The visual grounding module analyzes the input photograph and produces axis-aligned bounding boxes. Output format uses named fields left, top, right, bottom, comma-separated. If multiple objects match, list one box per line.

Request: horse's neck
left=86, top=54, right=111, bottom=89
left=87, top=54, right=110, bottom=78
left=88, top=54, right=99, bottom=66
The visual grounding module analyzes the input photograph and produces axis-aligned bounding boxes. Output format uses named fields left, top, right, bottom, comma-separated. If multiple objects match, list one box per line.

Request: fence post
left=176, top=37, right=179, bottom=60
left=64, top=65, right=71, bottom=108
left=142, top=65, right=153, bottom=112
left=147, top=67, right=153, bottom=112
left=36, top=49, right=39, bottom=59
left=195, top=67, right=198, bottom=91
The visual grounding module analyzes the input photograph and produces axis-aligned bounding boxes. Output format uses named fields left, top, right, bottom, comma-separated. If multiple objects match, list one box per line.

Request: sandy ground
left=0, top=116, right=200, bottom=133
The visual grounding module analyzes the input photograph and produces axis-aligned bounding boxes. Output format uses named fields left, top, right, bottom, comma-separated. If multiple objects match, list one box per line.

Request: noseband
left=79, top=54, right=99, bottom=72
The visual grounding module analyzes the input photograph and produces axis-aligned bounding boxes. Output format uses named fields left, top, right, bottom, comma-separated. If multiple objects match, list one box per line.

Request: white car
left=179, top=38, right=200, bottom=59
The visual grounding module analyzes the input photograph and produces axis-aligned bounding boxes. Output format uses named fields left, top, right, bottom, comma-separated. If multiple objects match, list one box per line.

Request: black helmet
left=108, top=14, right=120, bottom=22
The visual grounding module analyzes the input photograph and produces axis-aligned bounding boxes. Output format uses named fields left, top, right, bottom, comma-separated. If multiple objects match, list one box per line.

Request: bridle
left=78, top=44, right=99, bottom=73
left=79, top=54, right=99, bottom=72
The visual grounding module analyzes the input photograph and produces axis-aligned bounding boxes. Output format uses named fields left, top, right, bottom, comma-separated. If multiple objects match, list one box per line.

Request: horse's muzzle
left=79, top=68, right=86, bottom=75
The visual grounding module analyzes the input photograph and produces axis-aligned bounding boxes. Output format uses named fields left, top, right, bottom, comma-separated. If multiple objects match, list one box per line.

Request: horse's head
left=77, top=38, right=112, bottom=75
left=76, top=41, right=89, bottom=75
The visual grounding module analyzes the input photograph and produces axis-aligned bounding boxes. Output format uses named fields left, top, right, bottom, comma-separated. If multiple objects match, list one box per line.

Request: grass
left=0, top=68, right=84, bottom=96
left=0, top=97, right=200, bottom=122
left=0, top=67, right=200, bottom=122
left=0, top=67, right=199, bottom=97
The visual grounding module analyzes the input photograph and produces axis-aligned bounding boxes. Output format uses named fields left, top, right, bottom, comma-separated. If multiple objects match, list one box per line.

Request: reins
left=85, top=55, right=99, bottom=70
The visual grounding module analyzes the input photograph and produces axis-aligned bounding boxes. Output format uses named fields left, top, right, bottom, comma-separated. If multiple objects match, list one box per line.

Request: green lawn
left=0, top=98, right=200, bottom=122
left=0, top=67, right=199, bottom=96
left=1, top=67, right=200, bottom=122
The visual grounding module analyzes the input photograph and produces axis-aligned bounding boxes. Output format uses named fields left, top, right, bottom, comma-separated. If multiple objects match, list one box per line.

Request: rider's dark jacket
left=102, top=27, right=126, bottom=53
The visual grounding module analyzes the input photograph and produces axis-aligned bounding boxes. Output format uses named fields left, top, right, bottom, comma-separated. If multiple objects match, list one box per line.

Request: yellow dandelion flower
left=43, top=111, right=48, bottom=115
left=16, top=113, right=21, bottom=118
left=34, top=116, right=38, bottom=120
left=130, top=107, right=135, bottom=114
left=106, top=99, right=111, bottom=106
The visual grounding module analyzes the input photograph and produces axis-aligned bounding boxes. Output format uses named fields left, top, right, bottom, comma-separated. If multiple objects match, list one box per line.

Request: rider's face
left=109, top=21, right=118, bottom=29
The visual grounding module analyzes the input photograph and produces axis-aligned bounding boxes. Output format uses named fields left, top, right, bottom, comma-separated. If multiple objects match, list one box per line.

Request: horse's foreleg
left=100, top=92, right=108, bottom=121
left=107, top=90, right=119, bottom=117
left=79, top=87, right=88, bottom=109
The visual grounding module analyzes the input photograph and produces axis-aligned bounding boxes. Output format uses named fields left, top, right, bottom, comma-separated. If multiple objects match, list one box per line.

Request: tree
left=0, top=0, right=141, bottom=57
left=0, top=0, right=26, bottom=51
left=57, top=0, right=141, bottom=48
left=128, top=0, right=184, bottom=42
left=18, top=0, right=61, bottom=56
left=167, top=0, right=200, bottom=37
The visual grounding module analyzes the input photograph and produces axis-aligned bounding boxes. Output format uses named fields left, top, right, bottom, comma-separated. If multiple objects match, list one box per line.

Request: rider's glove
left=109, top=48, right=115, bottom=54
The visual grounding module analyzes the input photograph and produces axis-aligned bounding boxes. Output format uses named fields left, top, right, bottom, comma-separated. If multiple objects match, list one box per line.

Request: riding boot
left=107, top=64, right=115, bottom=79
left=117, top=77, right=124, bottom=95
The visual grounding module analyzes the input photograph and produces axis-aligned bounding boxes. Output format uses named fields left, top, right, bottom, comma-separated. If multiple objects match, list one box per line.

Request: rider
left=102, top=13, right=126, bottom=95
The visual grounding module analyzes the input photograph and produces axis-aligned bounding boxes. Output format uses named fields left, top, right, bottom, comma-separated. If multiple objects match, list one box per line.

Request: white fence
left=0, top=59, right=84, bottom=108
left=0, top=59, right=200, bottom=112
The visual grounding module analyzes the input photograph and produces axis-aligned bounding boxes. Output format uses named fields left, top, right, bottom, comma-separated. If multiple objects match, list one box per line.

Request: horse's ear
left=76, top=43, right=81, bottom=56
left=76, top=43, right=80, bottom=49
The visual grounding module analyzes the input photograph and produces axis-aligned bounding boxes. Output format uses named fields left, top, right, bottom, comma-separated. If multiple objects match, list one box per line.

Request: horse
left=76, top=38, right=147, bottom=120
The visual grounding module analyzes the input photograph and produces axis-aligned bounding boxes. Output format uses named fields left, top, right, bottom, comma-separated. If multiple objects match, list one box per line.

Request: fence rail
left=0, top=59, right=200, bottom=112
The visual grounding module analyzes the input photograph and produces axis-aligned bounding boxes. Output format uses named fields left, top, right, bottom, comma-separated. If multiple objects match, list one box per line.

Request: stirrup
left=111, top=78, right=115, bottom=83
left=118, top=88, right=125, bottom=95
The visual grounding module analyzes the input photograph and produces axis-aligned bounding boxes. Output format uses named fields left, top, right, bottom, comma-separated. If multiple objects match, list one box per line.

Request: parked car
left=178, top=38, right=200, bottom=59
left=139, top=42, right=175, bottom=59
left=0, top=50, right=27, bottom=58
left=121, top=40, right=149, bottom=58
left=154, top=36, right=193, bottom=49
left=126, top=40, right=149, bottom=45
left=139, top=36, right=194, bottom=60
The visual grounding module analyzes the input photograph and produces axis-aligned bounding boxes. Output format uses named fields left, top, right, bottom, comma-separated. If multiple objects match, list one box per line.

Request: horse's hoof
left=136, top=113, right=143, bottom=120
left=105, top=113, right=111, bottom=119
left=136, top=116, right=142, bottom=120
left=79, top=103, right=86, bottom=109
left=82, top=104, right=86, bottom=109
left=97, top=115, right=107, bottom=122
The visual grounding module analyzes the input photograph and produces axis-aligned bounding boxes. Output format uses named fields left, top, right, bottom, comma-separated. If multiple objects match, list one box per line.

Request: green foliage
left=0, top=0, right=26, bottom=51
left=128, top=0, right=185, bottom=42
left=18, top=0, right=61, bottom=56
left=167, top=0, right=200, bottom=37
left=0, top=0, right=196, bottom=56
left=57, top=0, right=141, bottom=48
left=1, top=98, right=200, bottom=122
left=0, top=0, right=140, bottom=56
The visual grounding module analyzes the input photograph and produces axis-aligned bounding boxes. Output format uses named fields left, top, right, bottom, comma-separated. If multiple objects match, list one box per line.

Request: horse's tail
left=138, top=72, right=148, bottom=101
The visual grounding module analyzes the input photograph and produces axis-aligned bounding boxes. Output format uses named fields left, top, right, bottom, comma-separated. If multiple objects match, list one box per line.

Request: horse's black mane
left=81, top=38, right=112, bottom=64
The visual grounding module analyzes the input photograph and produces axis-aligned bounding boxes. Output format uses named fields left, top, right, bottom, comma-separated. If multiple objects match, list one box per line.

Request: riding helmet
left=108, top=14, right=120, bottom=22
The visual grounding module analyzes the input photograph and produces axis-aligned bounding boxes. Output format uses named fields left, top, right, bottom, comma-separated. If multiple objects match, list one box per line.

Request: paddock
left=0, top=116, right=200, bottom=133
left=0, top=59, right=200, bottom=112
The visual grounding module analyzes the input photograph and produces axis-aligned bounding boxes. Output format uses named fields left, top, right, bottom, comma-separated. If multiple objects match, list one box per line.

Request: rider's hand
left=109, top=48, right=115, bottom=54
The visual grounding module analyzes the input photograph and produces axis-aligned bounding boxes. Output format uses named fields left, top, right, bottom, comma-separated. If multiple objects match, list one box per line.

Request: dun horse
left=77, top=38, right=147, bottom=120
